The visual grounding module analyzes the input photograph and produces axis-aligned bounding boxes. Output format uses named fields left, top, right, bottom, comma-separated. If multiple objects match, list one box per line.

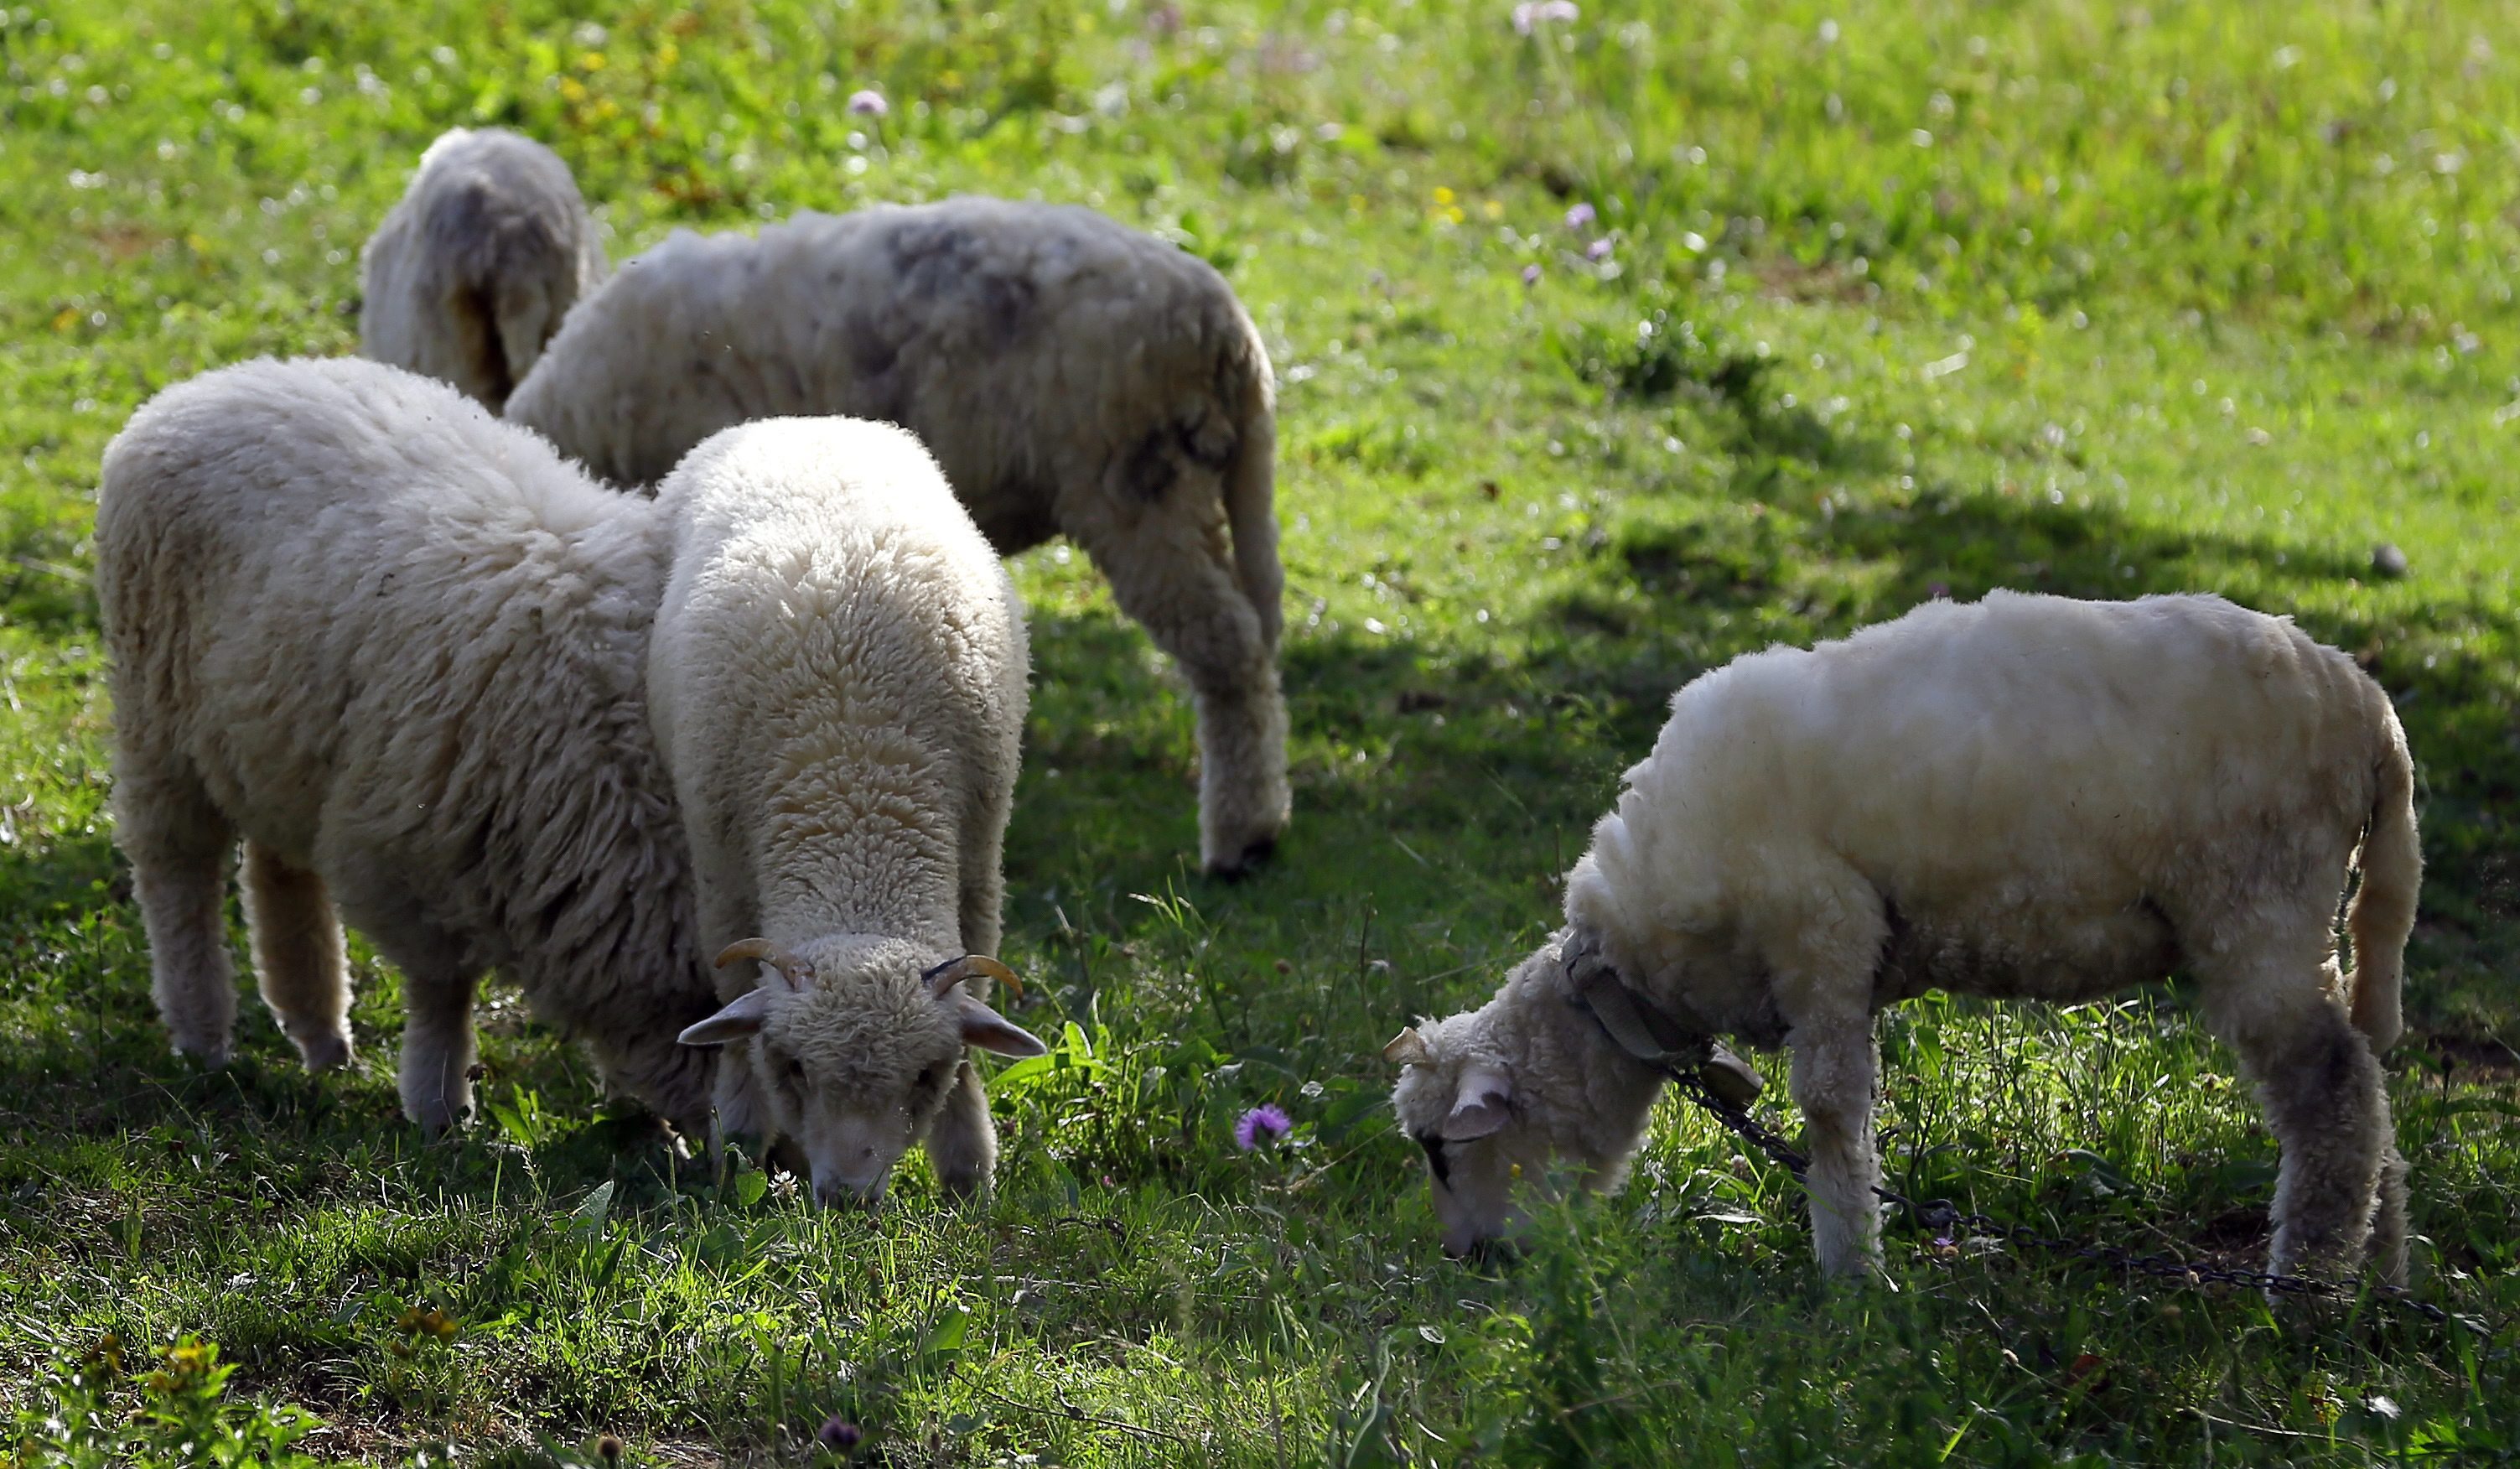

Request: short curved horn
left=1383, top=1027, right=1433, bottom=1067
left=714, top=937, right=813, bottom=990
left=923, top=953, right=1022, bottom=1001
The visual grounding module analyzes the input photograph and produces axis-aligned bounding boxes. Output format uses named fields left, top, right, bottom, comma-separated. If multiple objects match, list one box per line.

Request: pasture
left=2, top=0, right=2516, bottom=1462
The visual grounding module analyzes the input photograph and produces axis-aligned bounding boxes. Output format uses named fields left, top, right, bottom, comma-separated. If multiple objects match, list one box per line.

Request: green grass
left=4, top=0, right=2519, bottom=1462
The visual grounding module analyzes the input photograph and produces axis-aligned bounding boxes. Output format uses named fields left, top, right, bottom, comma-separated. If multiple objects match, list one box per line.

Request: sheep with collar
left=359, top=127, right=608, bottom=411
left=98, top=358, right=1045, bottom=1202
left=1389, top=591, right=2419, bottom=1285
left=502, top=196, right=1289, bottom=876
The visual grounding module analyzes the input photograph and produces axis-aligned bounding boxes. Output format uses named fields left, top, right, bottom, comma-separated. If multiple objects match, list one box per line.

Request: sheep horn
left=1383, top=1027, right=1433, bottom=1067
left=714, top=937, right=813, bottom=990
left=923, top=953, right=1022, bottom=1001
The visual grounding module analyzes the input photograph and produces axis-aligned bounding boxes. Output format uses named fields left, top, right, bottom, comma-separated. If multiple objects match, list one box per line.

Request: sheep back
left=506, top=197, right=1272, bottom=557
left=646, top=415, right=1029, bottom=962
left=1566, top=590, right=2409, bottom=1018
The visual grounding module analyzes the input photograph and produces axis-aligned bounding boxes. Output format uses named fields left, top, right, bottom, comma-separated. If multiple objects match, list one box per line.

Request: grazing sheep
left=504, top=197, right=1289, bottom=875
left=653, top=414, right=1047, bottom=1202
left=98, top=359, right=1045, bottom=1204
left=1387, top=591, right=2419, bottom=1285
left=359, top=127, right=607, bottom=411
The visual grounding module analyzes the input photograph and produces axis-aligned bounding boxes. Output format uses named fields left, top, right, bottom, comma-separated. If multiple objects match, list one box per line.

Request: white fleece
left=1394, top=591, right=2418, bottom=1284
left=506, top=196, right=1288, bottom=873
left=101, top=362, right=1045, bottom=1203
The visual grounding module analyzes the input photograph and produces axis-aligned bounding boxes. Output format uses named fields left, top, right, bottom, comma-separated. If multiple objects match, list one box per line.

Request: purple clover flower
left=846, top=90, right=889, bottom=118
left=1563, top=201, right=1596, bottom=231
left=1585, top=237, right=1614, bottom=262
left=817, top=1416, right=863, bottom=1450
left=1512, top=0, right=1580, bottom=37
left=1233, top=1103, right=1292, bottom=1150
left=1522, top=263, right=1543, bottom=286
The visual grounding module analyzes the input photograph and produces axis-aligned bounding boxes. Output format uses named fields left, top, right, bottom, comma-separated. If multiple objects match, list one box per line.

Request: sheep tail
left=490, top=274, right=559, bottom=394
left=434, top=169, right=563, bottom=405
left=1222, top=324, right=1284, bottom=650
left=2344, top=693, right=2419, bottom=1052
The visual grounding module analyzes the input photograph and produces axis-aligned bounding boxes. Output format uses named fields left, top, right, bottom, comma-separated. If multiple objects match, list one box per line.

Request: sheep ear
left=1441, top=1062, right=1513, bottom=1141
left=1383, top=1027, right=1434, bottom=1067
left=956, top=993, right=1049, bottom=1058
left=677, top=987, right=774, bottom=1047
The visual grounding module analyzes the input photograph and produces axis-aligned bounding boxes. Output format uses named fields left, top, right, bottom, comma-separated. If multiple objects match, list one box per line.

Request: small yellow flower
left=557, top=76, right=589, bottom=103
left=1481, top=200, right=1504, bottom=220
left=578, top=51, right=606, bottom=71
left=1432, top=185, right=1455, bottom=205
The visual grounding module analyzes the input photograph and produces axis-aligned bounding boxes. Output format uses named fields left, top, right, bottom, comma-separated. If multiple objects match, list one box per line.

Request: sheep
left=652, top=413, right=1048, bottom=1202
left=97, top=357, right=1046, bottom=1203
left=359, top=127, right=608, bottom=412
left=1387, top=590, right=2419, bottom=1286
left=502, top=196, right=1289, bottom=876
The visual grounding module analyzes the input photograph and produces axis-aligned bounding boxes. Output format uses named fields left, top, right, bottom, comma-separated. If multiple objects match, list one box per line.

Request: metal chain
left=1659, top=1065, right=2464, bottom=1327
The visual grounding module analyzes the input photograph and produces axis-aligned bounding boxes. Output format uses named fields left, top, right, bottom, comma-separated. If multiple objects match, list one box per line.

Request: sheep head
left=678, top=933, right=1046, bottom=1205
left=1387, top=1012, right=1541, bottom=1259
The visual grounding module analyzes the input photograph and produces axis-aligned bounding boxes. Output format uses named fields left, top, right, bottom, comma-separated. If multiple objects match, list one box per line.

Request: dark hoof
left=1205, top=835, right=1278, bottom=881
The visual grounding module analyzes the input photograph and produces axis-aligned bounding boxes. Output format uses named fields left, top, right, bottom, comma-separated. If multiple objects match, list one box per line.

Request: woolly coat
left=648, top=416, right=1034, bottom=1196
left=360, top=127, right=608, bottom=411
left=1395, top=591, right=2419, bottom=1276
left=98, top=356, right=715, bottom=1124
left=505, top=198, right=1277, bottom=630
left=504, top=197, right=1287, bottom=873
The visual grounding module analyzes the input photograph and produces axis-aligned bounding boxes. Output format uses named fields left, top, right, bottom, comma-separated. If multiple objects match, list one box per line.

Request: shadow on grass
left=1015, top=429, right=2516, bottom=1037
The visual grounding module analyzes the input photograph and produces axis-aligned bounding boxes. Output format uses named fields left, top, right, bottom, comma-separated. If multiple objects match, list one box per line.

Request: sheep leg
left=924, top=1058, right=998, bottom=1201
left=594, top=1028, right=718, bottom=1144
left=2201, top=953, right=2398, bottom=1284
left=957, top=765, right=1011, bottom=958
left=117, top=762, right=241, bottom=1066
left=1786, top=1015, right=1885, bottom=1278
left=2368, top=1144, right=2411, bottom=1285
left=1069, top=503, right=1289, bottom=876
left=240, top=842, right=354, bottom=1072
left=397, top=965, right=481, bottom=1134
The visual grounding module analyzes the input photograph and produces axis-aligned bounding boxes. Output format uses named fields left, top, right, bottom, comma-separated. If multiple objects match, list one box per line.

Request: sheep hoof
left=293, top=1030, right=355, bottom=1073
left=170, top=1036, right=234, bottom=1070
left=1205, top=834, right=1278, bottom=881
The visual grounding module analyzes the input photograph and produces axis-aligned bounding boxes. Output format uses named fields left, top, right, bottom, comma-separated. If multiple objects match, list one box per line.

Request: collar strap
left=1560, top=932, right=1713, bottom=1074
left=1560, top=931, right=1767, bottom=1107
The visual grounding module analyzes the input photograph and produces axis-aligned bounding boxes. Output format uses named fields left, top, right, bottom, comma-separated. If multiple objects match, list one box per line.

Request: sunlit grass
left=2, top=0, right=2515, bottom=1463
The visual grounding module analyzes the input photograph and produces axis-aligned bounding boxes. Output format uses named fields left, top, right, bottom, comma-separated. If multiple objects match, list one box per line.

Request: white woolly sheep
left=1388, top=591, right=2419, bottom=1285
left=359, top=127, right=607, bottom=411
left=98, top=358, right=1046, bottom=1202
left=503, top=197, right=1289, bottom=875
left=652, top=413, right=1048, bottom=1202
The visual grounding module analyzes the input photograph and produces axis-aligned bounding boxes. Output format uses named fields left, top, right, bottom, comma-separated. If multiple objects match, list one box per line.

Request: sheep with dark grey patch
left=360, top=127, right=607, bottom=410
left=1388, top=591, right=2419, bottom=1287
left=504, top=197, right=1289, bottom=875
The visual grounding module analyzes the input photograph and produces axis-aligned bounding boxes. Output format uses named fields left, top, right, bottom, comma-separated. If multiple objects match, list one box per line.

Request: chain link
left=1659, top=1066, right=2465, bottom=1328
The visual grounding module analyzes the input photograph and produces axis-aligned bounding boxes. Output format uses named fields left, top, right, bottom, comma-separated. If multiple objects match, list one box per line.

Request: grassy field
left=4, top=0, right=2519, bottom=1462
